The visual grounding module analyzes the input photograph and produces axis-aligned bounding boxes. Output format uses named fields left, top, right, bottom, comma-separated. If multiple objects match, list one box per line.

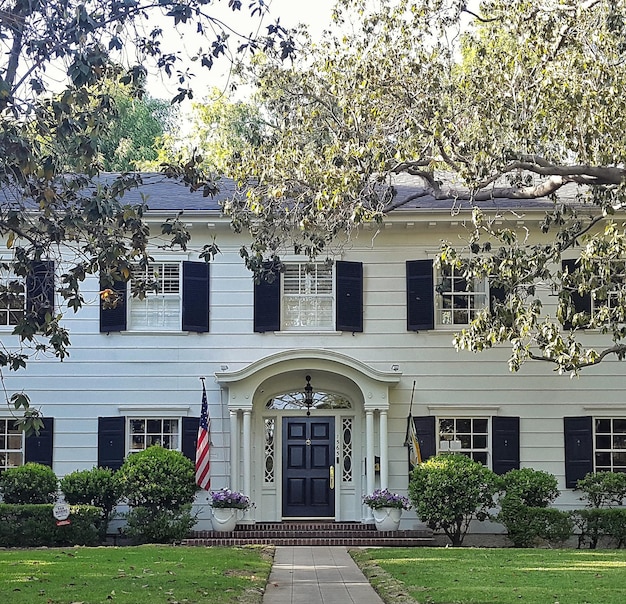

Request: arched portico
left=215, top=349, right=401, bottom=522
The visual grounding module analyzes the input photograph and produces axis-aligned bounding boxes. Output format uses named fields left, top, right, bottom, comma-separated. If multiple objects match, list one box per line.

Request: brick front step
left=182, top=521, right=434, bottom=547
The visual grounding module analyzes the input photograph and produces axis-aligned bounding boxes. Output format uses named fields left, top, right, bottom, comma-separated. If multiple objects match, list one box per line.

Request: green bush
left=60, top=467, right=122, bottom=538
left=408, top=453, right=499, bottom=546
left=570, top=508, right=626, bottom=549
left=124, top=504, right=196, bottom=544
left=497, top=468, right=563, bottom=547
left=576, top=472, right=626, bottom=508
left=0, top=504, right=102, bottom=547
left=499, top=499, right=572, bottom=547
left=117, top=446, right=199, bottom=543
left=499, top=468, right=559, bottom=507
left=0, top=463, right=58, bottom=503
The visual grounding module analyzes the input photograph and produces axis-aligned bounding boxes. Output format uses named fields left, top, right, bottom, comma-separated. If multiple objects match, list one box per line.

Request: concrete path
left=262, top=546, right=384, bottom=604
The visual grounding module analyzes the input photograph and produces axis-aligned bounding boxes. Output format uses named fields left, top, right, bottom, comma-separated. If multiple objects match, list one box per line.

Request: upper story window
left=100, top=260, right=210, bottom=334
left=129, top=262, right=182, bottom=331
left=0, top=419, right=23, bottom=470
left=282, top=263, right=334, bottom=330
left=0, top=266, right=25, bottom=327
left=128, top=418, right=180, bottom=453
left=435, top=264, right=488, bottom=326
left=407, top=259, right=491, bottom=331
left=254, top=260, right=363, bottom=333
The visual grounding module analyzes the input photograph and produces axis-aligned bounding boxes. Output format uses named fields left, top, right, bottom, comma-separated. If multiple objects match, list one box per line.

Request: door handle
left=329, top=465, right=335, bottom=490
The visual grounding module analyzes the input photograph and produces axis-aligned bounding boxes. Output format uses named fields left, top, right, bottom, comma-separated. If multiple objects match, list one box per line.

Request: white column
left=242, top=410, right=252, bottom=522
left=379, top=410, right=388, bottom=489
left=365, top=409, right=375, bottom=521
left=229, top=410, right=239, bottom=491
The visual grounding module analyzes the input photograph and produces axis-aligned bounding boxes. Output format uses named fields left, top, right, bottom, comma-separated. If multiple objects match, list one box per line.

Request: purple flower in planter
left=363, top=488, right=411, bottom=510
left=209, top=488, right=252, bottom=510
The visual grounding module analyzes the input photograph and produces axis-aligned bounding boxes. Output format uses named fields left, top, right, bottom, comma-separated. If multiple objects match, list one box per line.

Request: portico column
left=229, top=410, right=239, bottom=491
left=379, top=410, right=388, bottom=489
left=365, top=409, right=375, bottom=520
left=242, top=410, right=252, bottom=521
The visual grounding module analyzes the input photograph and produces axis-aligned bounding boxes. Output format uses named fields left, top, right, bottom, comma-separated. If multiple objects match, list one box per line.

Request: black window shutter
left=181, top=417, right=200, bottom=461
left=562, top=259, right=591, bottom=329
left=413, top=416, right=436, bottom=461
left=564, top=416, right=593, bottom=489
left=99, top=280, right=127, bottom=332
left=336, top=261, right=363, bottom=332
left=182, top=261, right=210, bottom=332
left=24, top=417, right=54, bottom=466
left=26, top=260, right=54, bottom=325
left=254, top=270, right=281, bottom=332
left=406, top=260, right=434, bottom=331
left=489, top=283, right=507, bottom=313
left=492, top=416, right=520, bottom=475
left=98, top=416, right=125, bottom=471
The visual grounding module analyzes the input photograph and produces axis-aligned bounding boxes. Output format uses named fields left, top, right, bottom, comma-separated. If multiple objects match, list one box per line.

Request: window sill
left=272, top=330, right=344, bottom=336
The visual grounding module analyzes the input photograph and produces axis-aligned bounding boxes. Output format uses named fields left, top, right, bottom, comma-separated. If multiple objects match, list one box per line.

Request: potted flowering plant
left=209, top=488, right=251, bottom=510
left=209, top=488, right=251, bottom=532
left=363, top=488, right=411, bottom=531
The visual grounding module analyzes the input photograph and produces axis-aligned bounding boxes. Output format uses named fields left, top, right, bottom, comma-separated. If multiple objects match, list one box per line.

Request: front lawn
left=0, top=545, right=272, bottom=604
left=351, top=547, right=626, bottom=604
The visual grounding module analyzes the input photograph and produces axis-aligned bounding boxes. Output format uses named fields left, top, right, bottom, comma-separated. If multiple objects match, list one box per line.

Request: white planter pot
left=372, top=507, right=402, bottom=531
left=211, top=507, right=239, bottom=532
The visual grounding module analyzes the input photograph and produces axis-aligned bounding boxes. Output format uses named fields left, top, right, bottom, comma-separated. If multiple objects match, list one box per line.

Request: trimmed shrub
left=0, top=504, right=102, bottom=547
left=124, top=505, right=197, bottom=544
left=0, top=463, right=57, bottom=504
left=570, top=508, right=626, bottom=549
left=408, top=453, right=499, bottom=546
left=499, top=468, right=559, bottom=507
left=60, top=467, right=122, bottom=538
left=118, top=446, right=199, bottom=543
left=576, top=472, right=626, bottom=508
left=499, top=498, right=572, bottom=547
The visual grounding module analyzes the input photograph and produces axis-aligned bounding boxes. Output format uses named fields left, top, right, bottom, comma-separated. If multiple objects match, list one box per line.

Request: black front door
left=282, top=417, right=335, bottom=518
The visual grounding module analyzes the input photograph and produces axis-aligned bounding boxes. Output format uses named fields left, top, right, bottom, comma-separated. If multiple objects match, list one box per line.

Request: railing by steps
left=182, top=521, right=434, bottom=547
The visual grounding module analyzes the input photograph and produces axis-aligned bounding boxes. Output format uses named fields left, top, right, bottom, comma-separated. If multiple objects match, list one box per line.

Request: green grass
left=0, top=545, right=273, bottom=604
left=351, top=547, right=626, bottom=604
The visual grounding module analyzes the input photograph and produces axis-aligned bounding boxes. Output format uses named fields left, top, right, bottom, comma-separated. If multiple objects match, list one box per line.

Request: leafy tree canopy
left=0, top=0, right=294, bottom=431
left=226, top=0, right=626, bottom=373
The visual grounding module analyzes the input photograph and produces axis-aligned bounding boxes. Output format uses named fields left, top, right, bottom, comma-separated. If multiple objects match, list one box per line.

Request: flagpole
left=196, top=376, right=211, bottom=491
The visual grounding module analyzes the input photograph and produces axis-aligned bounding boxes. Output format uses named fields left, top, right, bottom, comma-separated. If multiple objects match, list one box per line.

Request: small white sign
left=52, top=502, right=71, bottom=521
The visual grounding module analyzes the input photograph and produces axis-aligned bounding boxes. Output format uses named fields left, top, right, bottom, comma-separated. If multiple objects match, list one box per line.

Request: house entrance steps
left=182, top=520, right=434, bottom=547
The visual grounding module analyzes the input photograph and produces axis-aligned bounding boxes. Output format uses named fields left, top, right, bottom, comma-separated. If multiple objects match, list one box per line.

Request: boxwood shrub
left=0, top=504, right=102, bottom=547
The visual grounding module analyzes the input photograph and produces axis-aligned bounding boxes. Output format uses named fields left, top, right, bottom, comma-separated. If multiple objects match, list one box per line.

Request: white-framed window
left=128, top=418, right=180, bottom=453
left=438, top=417, right=489, bottom=465
left=592, top=261, right=626, bottom=315
left=0, top=264, right=25, bottom=327
left=128, top=261, right=181, bottom=331
left=435, top=264, right=488, bottom=326
left=0, top=418, right=23, bottom=470
left=282, top=262, right=334, bottom=330
left=594, top=418, right=626, bottom=473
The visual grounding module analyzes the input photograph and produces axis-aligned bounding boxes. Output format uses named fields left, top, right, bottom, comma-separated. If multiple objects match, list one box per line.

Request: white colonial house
left=1, top=175, right=623, bottom=531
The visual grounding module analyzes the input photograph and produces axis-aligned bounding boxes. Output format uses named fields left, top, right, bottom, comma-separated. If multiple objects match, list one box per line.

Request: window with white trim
left=128, top=418, right=180, bottom=453
left=438, top=417, right=489, bottom=465
left=435, top=264, right=488, bottom=326
left=129, top=261, right=181, bottom=331
left=594, top=418, right=626, bottom=473
left=0, top=419, right=23, bottom=470
left=0, top=265, right=25, bottom=327
left=282, top=263, right=333, bottom=330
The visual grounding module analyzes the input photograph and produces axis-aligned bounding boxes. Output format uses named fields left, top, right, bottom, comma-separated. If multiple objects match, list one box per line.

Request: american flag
left=195, top=380, right=211, bottom=490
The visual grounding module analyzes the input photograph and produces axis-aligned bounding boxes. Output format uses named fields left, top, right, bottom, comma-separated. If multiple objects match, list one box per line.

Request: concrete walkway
left=262, top=546, right=384, bottom=604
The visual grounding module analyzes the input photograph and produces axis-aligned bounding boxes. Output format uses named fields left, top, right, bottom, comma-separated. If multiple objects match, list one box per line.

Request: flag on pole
left=195, top=379, right=211, bottom=490
left=404, top=380, right=422, bottom=475
left=406, top=414, right=422, bottom=471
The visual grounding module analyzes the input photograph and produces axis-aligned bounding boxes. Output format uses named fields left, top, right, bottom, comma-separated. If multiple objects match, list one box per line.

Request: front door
left=282, top=417, right=335, bottom=518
